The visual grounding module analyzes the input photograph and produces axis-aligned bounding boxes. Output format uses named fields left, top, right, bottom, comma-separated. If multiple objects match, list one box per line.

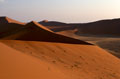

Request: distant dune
left=0, top=16, right=120, bottom=79
left=75, top=18, right=120, bottom=35
left=39, top=20, right=76, bottom=32
left=39, top=20, right=67, bottom=26
left=39, top=18, right=120, bottom=36
left=0, top=17, right=26, bottom=38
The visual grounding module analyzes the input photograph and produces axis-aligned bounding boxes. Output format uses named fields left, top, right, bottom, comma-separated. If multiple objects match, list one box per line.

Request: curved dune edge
left=0, top=40, right=120, bottom=79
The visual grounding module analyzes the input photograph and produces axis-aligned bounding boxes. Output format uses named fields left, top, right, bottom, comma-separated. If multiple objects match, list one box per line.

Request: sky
left=0, top=0, right=120, bottom=23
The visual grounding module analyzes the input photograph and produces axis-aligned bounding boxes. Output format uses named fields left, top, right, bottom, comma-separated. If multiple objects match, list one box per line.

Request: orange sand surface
left=0, top=42, right=71, bottom=79
left=0, top=40, right=120, bottom=79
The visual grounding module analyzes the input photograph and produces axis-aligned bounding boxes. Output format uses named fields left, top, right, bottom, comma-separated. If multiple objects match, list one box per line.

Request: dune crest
left=0, top=16, right=25, bottom=25
left=27, top=21, right=53, bottom=32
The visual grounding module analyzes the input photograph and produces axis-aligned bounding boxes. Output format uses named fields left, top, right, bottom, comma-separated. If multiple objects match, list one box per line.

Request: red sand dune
left=0, top=17, right=120, bottom=79
left=0, top=40, right=120, bottom=79
left=5, top=21, right=91, bottom=45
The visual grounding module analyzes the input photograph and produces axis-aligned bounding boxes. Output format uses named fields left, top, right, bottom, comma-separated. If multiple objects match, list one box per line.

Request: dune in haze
left=39, top=18, right=120, bottom=36
left=39, top=20, right=67, bottom=26
left=39, top=20, right=76, bottom=32
left=74, top=18, right=120, bottom=36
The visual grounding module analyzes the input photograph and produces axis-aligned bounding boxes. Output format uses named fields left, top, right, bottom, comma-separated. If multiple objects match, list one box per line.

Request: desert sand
left=0, top=17, right=120, bottom=79
left=0, top=42, right=71, bottom=79
left=57, top=30, right=120, bottom=58
left=1, top=40, right=120, bottom=79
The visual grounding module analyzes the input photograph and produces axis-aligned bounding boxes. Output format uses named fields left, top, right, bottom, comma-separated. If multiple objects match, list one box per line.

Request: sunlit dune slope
left=0, top=17, right=120, bottom=79
left=1, top=40, right=120, bottom=79
left=0, top=42, right=71, bottom=79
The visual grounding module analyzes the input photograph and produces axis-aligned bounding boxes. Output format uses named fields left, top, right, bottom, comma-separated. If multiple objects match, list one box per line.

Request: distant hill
left=74, top=18, right=120, bottom=36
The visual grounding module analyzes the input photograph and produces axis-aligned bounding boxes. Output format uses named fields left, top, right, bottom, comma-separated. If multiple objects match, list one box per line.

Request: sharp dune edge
left=0, top=17, right=120, bottom=79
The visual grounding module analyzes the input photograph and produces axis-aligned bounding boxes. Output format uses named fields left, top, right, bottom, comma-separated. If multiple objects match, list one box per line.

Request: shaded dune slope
left=10, top=21, right=92, bottom=45
left=0, top=17, right=25, bottom=38
left=1, top=40, right=120, bottom=79
left=0, top=17, right=91, bottom=45
left=0, top=16, right=25, bottom=25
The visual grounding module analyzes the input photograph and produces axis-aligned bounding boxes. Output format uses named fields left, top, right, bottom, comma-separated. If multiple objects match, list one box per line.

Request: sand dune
left=39, top=18, right=120, bottom=36
left=39, top=20, right=76, bottom=32
left=8, top=21, right=91, bottom=45
left=0, top=42, right=71, bottom=79
left=1, top=40, right=120, bottom=79
left=39, top=20, right=67, bottom=26
left=0, top=17, right=26, bottom=38
left=0, top=17, right=120, bottom=79
left=0, top=19, right=91, bottom=44
left=0, top=16, right=25, bottom=25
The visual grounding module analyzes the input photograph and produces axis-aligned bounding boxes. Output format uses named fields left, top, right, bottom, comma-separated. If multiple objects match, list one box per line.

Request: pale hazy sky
left=0, top=0, right=120, bottom=23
